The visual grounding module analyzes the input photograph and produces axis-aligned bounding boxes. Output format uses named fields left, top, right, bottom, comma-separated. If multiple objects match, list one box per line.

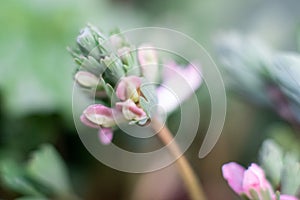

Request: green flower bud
left=80, top=56, right=106, bottom=75
left=77, top=27, right=101, bottom=59
left=101, top=54, right=125, bottom=85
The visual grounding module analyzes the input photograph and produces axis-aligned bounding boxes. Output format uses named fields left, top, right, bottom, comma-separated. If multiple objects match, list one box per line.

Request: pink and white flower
left=80, top=104, right=123, bottom=145
left=222, top=162, right=299, bottom=200
left=116, top=99, right=147, bottom=121
left=116, top=76, right=142, bottom=102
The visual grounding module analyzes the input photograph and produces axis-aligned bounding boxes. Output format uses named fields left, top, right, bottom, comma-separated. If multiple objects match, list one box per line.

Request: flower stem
left=151, top=118, right=207, bottom=200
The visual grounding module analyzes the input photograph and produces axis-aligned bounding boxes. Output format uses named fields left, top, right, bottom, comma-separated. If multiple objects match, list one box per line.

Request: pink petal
left=116, top=76, right=142, bottom=101
left=128, top=104, right=146, bottom=117
left=222, top=162, right=245, bottom=194
left=98, top=128, right=113, bottom=145
left=157, top=61, right=202, bottom=113
left=83, top=104, right=120, bottom=127
left=278, top=195, right=299, bottom=200
left=84, top=104, right=113, bottom=117
left=116, top=99, right=146, bottom=120
left=243, top=164, right=273, bottom=197
left=80, top=114, right=99, bottom=128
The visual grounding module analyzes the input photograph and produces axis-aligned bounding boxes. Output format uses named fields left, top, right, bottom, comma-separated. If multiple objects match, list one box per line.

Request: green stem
left=152, top=118, right=207, bottom=200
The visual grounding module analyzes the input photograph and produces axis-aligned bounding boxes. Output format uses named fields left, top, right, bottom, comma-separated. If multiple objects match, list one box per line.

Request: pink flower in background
left=157, top=61, right=202, bottom=113
left=138, top=44, right=159, bottom=82
left=279, top=195, right=299, bottom=200
left=222, top=162, right=299, bottom=200
left=222, top=162, right=245, bottom=195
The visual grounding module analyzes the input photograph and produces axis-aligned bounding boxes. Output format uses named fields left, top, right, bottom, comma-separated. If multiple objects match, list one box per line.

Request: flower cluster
left=222, top=162, right=299, bottom=200
left=69, top=24, right=202, bottom=144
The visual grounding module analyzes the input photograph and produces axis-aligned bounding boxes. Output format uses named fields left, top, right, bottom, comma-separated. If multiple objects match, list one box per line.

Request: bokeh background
left=1, top=0, right=300, bottom=199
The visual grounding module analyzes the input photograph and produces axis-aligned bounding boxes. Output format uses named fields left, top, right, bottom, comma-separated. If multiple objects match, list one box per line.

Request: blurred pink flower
left=278, top=195, right=299, bottom=200
left=242, top=163, right=273, bottom=197
left=222, top=162, right=299, bottom=200
left=138, top=44, right=159, bottom=82
left=222, top=162, right=245, bottom=194
left=157, top=61, right=202, bottom=113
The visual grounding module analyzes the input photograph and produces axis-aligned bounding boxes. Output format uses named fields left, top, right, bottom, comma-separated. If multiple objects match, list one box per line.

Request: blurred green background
left=1, top=0, right=300, bottom=199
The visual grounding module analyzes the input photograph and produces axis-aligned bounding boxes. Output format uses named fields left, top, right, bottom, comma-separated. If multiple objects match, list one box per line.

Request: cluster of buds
left=222, top=162, right=298, bottom=200
left=69, top=24, right=202, bottom=144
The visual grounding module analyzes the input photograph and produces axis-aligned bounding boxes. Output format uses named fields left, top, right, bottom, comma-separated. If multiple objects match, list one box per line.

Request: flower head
left=70, top=24, right=203, bottom=144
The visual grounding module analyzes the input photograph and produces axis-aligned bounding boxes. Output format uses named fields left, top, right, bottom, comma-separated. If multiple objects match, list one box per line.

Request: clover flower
left=222, top=162, right=299, bottom=200
left=69, top=24, right=202, bottom=144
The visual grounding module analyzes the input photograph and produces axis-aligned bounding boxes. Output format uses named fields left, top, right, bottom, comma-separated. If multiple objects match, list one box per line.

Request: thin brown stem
left=151, top=118, right=207, bottom=200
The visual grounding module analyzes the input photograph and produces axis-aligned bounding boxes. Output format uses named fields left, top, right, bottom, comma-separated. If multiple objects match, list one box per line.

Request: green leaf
left=100, top=78, right=116, bottom=102
left=259, top=139, right=284, bottom=187
left=26, top=144, right=72, bottom=195
left=249, top=189, right=260, bottom=200
left=215, top=32, right=273, bottom=105
left=275, top=191, right=281, bottom=200
left=281, top=153, right=300, bottom=196
left=0, top=160, right=41, bottom=196
left=272, top=54, right=300, bottom=107
left=16, top=197, right=48, bottom=200
left=270, top=124, right=300, bottom=156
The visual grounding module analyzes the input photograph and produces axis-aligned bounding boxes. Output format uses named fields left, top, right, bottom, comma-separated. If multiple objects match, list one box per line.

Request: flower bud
left=80, top=56, right=106, bottom=75
left=75, top=71, right=99, bottom=88
left=110, top=34, right=125, bottom=49
left=118, top=47, right=134, bottom=67
left=77, top=27, right=100, bottom=58
left=101, top=54, right=125, bottom=84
